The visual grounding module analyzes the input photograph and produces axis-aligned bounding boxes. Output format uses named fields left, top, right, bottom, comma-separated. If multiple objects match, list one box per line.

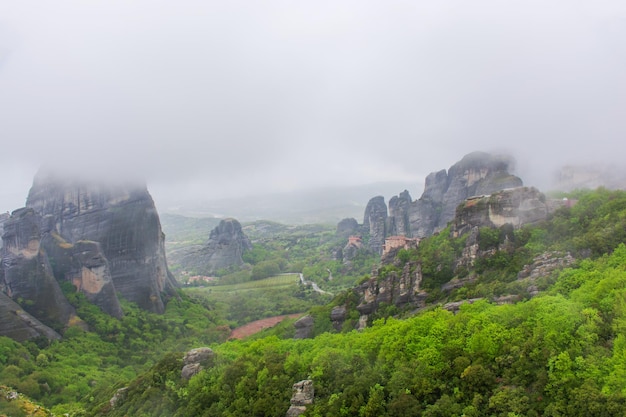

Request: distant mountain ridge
left=158, top=182, right=418, bottom=225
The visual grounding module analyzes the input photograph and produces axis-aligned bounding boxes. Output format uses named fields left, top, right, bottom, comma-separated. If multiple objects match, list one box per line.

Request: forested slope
left=3, top=188, right=626, bottom=416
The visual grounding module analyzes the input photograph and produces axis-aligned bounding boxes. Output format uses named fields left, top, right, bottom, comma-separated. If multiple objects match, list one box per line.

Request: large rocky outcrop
left=0, top=171, right=178, bottom=341
left=403, top=152, right=523, bottom=238
left=353, top=152, right=523, bottom=256
left=449, top=187, right=554, bottom=273
left=387, top=190, right=412, bottom=237
left=343, top=180, right=556, bottom=330
left=1, top=208, right=77, bottom=330
left=178, top=218, right=252, bottom=275
left=362, top=196, right=387, bottom=254
left=24, top=171, right=178, bottom=314
left=293, top=315, right=314, bottom=339
left=285, top=380, right=314, bottom=417
left=450, top=187, right=549, bottom=238
left=336, top=261, right=427, bottom=330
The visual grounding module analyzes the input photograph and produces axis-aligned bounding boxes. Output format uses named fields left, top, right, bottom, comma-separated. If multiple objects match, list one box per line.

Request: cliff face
left=451, top=187, right=549, bottom=238
left=355, top=261, right=427, bottom=322
left=24, top=172, right=178, bottom=314
left=0, top=172, right=178, bottom=341
left=387, top=190, right=412, bottom=237
left=362, top=196, right=387, bottom=254
left=357, top=152, right=523, bottom=255
left=338, top=182, right=556, bottom=331
left=179, top=218, right=252, bottom=275
left=1, top=208, right=77, bottom=330
left=404, top=152, right=523, bottom=238
left=0, top=292, right=62, bottom=342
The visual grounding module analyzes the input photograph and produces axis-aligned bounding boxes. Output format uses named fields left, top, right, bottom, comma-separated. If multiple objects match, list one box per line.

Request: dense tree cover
left=5, top=188, right=626, bottom=416
left=0, top=290, right=230, bottom=415
left=81, top=189, right=626, bottom=416
left=87, top=245, right=626, bottom=416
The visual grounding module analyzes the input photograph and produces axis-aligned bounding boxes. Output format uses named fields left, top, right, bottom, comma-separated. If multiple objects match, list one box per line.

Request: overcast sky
left=1, top=1, right=625, bottom=212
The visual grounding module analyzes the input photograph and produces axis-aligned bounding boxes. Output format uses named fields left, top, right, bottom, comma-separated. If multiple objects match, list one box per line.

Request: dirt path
left=229, top=313, right=303, bottom=340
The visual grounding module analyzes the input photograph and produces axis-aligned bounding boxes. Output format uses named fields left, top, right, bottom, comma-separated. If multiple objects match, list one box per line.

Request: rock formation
left=336, top=217, right=359, bottom=238
left=181, top=347, right=215, bottom=380
left=403, top=152, right=523, bottom=238
left=341, top=236, right=364, bottom=264
left=293, top=315, right=314, bottom=339
left=24, top=171, right=178, bottom=313
left=387, top=190, right=412, bottom=237
left=450, top=187, right=549, bottom=238
left=332, top=261, right=427, bottom=330
left=285, top=380, right=314, bottom=417
left=354, top=152, right=523, bottom=255
left=1, top=208, right=77, bottom=330
left=178, top=218, right=252, bottom=275
left=362, top=196, right=387, bottom=254
left=343, top=175, right=557, bottom=330
left=0, top=170, right=179, bottom=341
left=0, top=292, right=61, bottom=342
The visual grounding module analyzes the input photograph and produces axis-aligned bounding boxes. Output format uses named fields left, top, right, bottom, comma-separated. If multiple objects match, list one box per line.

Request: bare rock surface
left=293, top=315, right=314, bottom=339
left=25, top=171, right=178, bottom=313
left=181, top=347, right=215, bottom=380
left=0, top=170, right=178, bottom=341
left=286, top=380, right=314, bottom=417
left=178, top=218, right=252, bottom=275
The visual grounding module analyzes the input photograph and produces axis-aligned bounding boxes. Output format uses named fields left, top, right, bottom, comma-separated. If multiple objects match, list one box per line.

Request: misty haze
left=1, top=2, right=626, bottom=416
left=1, top=1, right=625, bottom=215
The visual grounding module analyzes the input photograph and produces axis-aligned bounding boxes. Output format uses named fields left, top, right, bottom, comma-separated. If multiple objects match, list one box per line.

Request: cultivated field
left=196, top=273, right=301, bottom=293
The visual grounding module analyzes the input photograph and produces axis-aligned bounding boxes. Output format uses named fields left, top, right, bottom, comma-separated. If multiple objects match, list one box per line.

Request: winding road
left=299, top=273, right=333, bottom=296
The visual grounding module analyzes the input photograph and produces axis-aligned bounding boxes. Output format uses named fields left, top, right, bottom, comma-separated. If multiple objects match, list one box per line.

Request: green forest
left=3, top=188, right=626, bottom=416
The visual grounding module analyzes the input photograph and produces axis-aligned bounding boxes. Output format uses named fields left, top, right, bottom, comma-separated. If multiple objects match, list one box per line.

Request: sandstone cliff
left=357, top=152, right=523, bottom=254
left=362, top=196, right=387, bottom=254
left=25, top=171, right=178, bottom=314
left=339, top=184, right=558, bottom=330
left=403, top=151, right=523, bottom=237
left=178, top=218, right=252, bottom=275
left=1, top=208, right=77, bottom=330
left=451, top=187, right=549, bottom=238
left=0, top=292, right=61, bottom=342
left=0, top=171, right=178, bottom=341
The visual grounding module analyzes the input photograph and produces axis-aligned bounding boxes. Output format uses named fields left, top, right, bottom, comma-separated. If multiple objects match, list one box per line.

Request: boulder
left=293, top=315, right=314, bottom=339
left=330, top=306, right=346, bottom=331
left=183, top=347, right=215, bottom=365
left=181, top=347, right=215, bottom=380
left=109, top=387, right=128, bottom=409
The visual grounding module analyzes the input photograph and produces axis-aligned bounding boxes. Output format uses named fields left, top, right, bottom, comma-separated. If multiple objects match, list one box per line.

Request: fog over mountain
left=1, top=1, right=625, bottom=214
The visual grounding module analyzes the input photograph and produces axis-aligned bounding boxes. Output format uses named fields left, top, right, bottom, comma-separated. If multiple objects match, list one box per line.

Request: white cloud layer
left=1, top=1, right=625, bottom=211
